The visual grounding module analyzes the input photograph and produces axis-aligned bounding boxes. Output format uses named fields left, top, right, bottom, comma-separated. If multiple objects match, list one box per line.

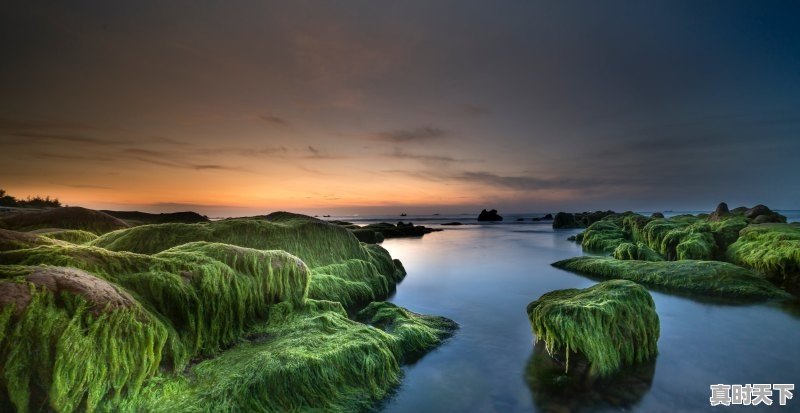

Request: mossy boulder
left=526, top=280, right=659, bottom=377
left=0, top=228, right=60, bottom=252
left=32, top=229, right=99, bottom=245
left=89, top=212, right=405, bottom=307
left=0, top=207, right=129, bottom=235
left=613, top=242, right=663, bottom=261
left=0, top=239, right=454, bottom=412
left=552, top=256, right=791, bottom=301
left=727, top=223, right=800, bottom=294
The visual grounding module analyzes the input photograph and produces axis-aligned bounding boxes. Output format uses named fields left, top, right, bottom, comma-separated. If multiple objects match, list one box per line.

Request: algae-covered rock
left=526, top=280, right=659, bottom=377
left=727, top=223, right=800, bottom=294
left=0, top=207, right=129, bottom=235
left=90, top=212, right=406, bottom=307
left=125, top=300, right=456, bottom=413
left=33, top=229, right=99, bottom=245
left=613, top=242, right=664, bottom=261
left=0, top=228, right=60, bottom=252
left=357, top=301, right=457, bottom=357
left=552, top=256, right=791, bottom=300
left=0, top=241, right=451, bottom=412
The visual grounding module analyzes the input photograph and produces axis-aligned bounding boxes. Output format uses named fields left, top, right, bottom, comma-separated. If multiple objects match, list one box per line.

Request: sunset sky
left=2, top=1, right=799, bottom=216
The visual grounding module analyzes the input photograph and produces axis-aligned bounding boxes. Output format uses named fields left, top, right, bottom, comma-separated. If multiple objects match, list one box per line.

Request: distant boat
left=323, top=215, right=331, bottom=217
left=400, top=213, right=407, bottom=216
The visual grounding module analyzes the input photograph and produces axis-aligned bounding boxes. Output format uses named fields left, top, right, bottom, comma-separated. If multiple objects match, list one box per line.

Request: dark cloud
left=385, top=148, right=481, bottom=165
left=259, top=115, right=290, bottom=126
left=372, top=127, right=447, bottom=143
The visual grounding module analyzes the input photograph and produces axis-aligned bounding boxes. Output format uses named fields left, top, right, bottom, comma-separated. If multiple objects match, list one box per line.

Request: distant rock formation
left=650, top=212, right=665, bottom=219
left=101, top=210, right=209, bottom=225
left=477, top=209, right=503, bottom=222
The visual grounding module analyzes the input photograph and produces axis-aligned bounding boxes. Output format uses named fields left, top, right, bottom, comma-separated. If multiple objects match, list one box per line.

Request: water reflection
left=525, top=341, right=656, bottom=413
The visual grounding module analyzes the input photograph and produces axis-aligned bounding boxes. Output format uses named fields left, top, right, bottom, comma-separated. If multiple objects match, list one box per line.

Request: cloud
left=259, top=115, right=290, bottom=126
left=372, top=126, right=447, bottom=143
left=303, top=145, right=347, bottom=160
left=461, top=104, right=490, bottom=117
left=384, top=148, right=482, bottom=166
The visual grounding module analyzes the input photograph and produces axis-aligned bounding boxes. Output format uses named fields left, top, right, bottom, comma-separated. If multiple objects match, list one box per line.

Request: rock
left=359, top=221, right=441, bottom=239
left=552, top=212, right=578, bottom=229
left=744, top=204, right=786, bottom=224
left=477, top=209, right=503, bottom=221
left=0, top=206, right=129, bottom=234
left=516, top=218, right=525, bottom=222
left=351, top=228, right=384, bottom=244
left=101, top=210, right=209, bottom=225
left=542, top=213, right=554, bottom=220
left=441, top=222, right=463, bottom=226
left=708, top=202, right=730, bottom=221
left=650, top=212, right=665, bottom=219
left=527, top=280, right=659, bottom=377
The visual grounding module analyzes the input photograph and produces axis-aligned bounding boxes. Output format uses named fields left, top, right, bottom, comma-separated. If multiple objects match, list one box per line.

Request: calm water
left=363, top=219, right=800, bottom=413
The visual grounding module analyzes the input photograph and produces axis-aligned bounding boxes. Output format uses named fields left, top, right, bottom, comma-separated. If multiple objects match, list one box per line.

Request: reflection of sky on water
left=379, top=224, right=799, bottom=413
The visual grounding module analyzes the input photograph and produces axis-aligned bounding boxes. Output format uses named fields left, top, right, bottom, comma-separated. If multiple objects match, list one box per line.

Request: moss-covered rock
left=0, top=207, right=129, bottom=235
left=90, top=212, right=405, bottom=307
left=123, top=300, right=455, bottom=413
left=0, top=228, right=60, bottom=252
left=0, top=240, right=454, bottom=412
left=552, top=256, right=791, bottom=300
left=526, top=280, right=659, bottom=377
left=34, top=229, right=99, bottom=245
left=613, top=242, right=664, bottom=261
left=727, top=223, right=800, bottom=294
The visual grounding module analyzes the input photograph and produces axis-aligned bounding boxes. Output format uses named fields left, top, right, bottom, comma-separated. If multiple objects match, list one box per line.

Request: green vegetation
left=121, top=300, right=454, bottom=413
left=526, top=280, right=659, bottom=377
left=91, top=212, right=405, bottom=307
left=0, top=211, right=454, bottom=412
left=552, top=256, right=791, bottom=300
left=0, top=207, right=129, bottom=235
left=37, top=229, right=99, bottom=245
left=0, top=229, right=60, bottom=252
left=0, top=189, right=61, bottom=208
left=727, top=223, right=800, bottom=292
left=580, top=219, right=628, bottom=253
left=613, top=242, right=663, bottom=261
left=357, top=301, right=457, bottom=357
left=575, top=213, right=750, bottom=261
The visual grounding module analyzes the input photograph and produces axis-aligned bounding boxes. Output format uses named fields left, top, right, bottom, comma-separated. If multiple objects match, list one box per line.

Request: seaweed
left=552, top=256, right=791, bottom=300
left=613, top=242, right=664, bottom=261
left=526, top=280, right=659, bottom=377
left=727, top=223, right=800, bottom=293
left=89, top=213, right=405, bottom=306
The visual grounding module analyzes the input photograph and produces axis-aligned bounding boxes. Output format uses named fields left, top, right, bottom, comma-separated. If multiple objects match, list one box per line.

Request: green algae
left=0, top=270, right=167, bottom=413
left=727, top=223, right=800, bottom=293
left=38, top=229, right=99, bottom=245
left=613, top=242, right=664, bottom=261
left=552, top=256, right=791, bottom=300
left=580, top=220, right=628, bottom=253
left=90, top=213, right=405, bottom=306
left=114, top=300, right=452, bottom=413
left=577, top=213, right=748, bottom=261
left=0, top=207, right=129, bottom=235
left=526, top=280, right=659, bottom=377
left=0, top=212, right=453, bottom=413
left=357, top=301, right=457, bottom=358
left=0, top=228, right=60, bottom=252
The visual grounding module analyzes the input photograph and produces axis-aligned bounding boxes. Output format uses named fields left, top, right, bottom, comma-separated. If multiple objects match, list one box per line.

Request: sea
left=324, top=211, right=800, bottom=413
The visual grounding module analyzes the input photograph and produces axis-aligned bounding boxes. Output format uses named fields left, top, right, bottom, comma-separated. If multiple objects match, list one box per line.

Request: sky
left=1, top=0, right=799, bottom=216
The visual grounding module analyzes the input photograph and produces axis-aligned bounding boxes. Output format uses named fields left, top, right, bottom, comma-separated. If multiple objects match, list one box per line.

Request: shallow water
left=374, top=222, right=800, bottom=413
